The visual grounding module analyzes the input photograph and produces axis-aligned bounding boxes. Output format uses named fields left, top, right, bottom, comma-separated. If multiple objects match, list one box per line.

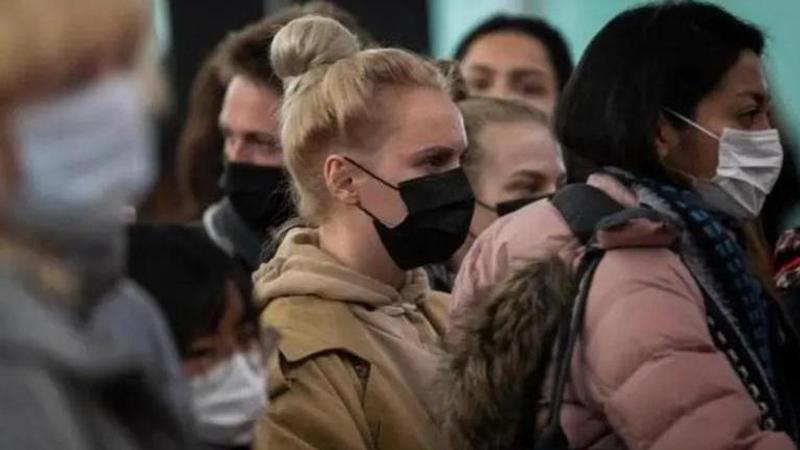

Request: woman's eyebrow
left=414, top=145, right=458, bottom=157
left=736, top=90, right=770, bottom=106
left=504, top=170, right=543, bottom=189
left=510, top=68, right=548, bottom=81
left=464, top=64, right=493, bottom=73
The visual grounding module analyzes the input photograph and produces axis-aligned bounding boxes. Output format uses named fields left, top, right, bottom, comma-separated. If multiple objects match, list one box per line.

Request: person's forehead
left=708, top=51, right=768, bottom=102
left=220, top=75, right=281, bottom=128
left=379, top=86, right=465, bottom=146
left=222, top=76, right=280, bottom=115
left=482, top=122, right=560, bottom=168
left=463, top=31, right=552, bottom=72
left=481, top=121, right=554, bottom=148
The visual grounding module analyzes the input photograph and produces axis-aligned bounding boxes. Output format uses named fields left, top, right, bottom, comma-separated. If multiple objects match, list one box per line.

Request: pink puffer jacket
left=448, top=175, right=796, bottom=450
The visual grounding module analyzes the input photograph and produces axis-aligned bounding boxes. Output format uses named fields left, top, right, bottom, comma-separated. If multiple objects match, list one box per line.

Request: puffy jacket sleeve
left=579, top=247, right=796, bottom=450
left=253, top=351, right=374, bottom=450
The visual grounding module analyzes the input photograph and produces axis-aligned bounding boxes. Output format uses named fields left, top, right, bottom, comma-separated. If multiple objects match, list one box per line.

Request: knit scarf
left=614, top=171, right=773, bottom=381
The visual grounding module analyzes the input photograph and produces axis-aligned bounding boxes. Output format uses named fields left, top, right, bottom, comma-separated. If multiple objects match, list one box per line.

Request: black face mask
left=477, top=194, right=552, bottom=217
left=220, top=163, right=293, bottom=232
left=345, top=157, right=475, bottom=270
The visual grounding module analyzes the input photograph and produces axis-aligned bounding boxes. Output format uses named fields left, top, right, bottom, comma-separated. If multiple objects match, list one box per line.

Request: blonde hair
left=0, top=0, right=149, bottom=103
left=271, top=15, right=448, bottom=224
left=459, top=97, right=550, bottom=181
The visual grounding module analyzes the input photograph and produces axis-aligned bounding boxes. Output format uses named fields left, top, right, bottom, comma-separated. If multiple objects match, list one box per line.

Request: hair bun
left=271, top=15, right=360, bottom=80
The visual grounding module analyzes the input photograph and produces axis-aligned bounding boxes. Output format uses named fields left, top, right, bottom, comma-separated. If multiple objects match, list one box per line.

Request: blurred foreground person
left=128, top=224, right=277, bottom=450
left=252, top=15, right=473, bottom=450
left=443, top=2, right=799, bottom=449
left=0, top=0, right=187, bottom=448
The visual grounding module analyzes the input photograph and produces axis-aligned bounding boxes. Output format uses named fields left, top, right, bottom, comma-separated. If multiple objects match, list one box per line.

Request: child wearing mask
left=127, top=224, right=276, bottom=450
left=251, top=15, right=474, bottom=450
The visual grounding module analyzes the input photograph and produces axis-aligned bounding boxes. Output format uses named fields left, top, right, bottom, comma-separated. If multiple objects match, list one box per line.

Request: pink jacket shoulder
left=574, top=247, right=794, bottom=449
left=452, top=199, right=579, bottom=313
left=449, top=174, right=796, bottom=449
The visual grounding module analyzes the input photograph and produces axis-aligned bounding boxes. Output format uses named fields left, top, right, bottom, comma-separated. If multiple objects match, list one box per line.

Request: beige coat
left=252, top=228, right=451, bottom=450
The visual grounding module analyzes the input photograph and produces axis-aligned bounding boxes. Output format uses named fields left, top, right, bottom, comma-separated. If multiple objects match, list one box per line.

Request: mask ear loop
left=474, top=199, right=497, bottom=213
left=664, top=107, right=721, bottom=141
left=356, top=202, right=382, bottom=222
left=662, top=108, right=721, bottom=186
left=341, top=156, right=401, bottom=228
left=342, top=156, right=400, bottom=191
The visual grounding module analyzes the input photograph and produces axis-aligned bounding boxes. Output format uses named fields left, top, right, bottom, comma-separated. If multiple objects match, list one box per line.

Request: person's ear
left=323, top=154, right=360, bottom=205
left=655, top=112, right=681, bottom=161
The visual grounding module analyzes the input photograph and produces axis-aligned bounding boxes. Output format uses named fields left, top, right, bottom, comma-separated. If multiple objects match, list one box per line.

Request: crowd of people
left=0, top=0, right=798, bottom=449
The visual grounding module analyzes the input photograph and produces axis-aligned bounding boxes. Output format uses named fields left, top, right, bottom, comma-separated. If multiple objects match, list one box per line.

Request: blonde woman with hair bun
left=252, top=15, right=473, bottom=450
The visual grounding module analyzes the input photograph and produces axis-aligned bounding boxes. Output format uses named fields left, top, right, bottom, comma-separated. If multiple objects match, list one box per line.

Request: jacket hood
left=253, top=227, right=430, bottom=310
left=442, top=173, right=683, bottom=449
left=451, top=173, right=681, bottom=313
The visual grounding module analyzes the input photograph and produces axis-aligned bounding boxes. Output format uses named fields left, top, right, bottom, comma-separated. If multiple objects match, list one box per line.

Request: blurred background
left=431, top=0, right=800, bottom=136
left=148, top=0, right=800, bottom=219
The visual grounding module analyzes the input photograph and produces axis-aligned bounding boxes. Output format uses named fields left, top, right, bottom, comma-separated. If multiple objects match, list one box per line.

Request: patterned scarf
left=775, top=228, right=800, bottom=293
left=615, top=173, right=775, bottom=379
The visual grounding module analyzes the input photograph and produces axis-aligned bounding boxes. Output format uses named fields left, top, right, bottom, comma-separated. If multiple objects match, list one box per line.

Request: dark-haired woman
left=444, top=2, right=799, bottom=449
left=455, top=14, right=573, bottom=114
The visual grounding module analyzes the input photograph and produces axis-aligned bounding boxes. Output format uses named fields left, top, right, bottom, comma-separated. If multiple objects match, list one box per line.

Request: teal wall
left=430, top=0, right=800, bottom=139
left=430, top=0, right=527, bottom=57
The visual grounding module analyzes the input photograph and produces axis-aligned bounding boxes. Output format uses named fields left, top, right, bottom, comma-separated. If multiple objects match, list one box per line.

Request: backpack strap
left=534, top=249, right=604, bottom=450
left=538, top=184, right=682, bottom=448
left=550, top=184, right=625, bottom=245
left=533, top=184, right=624, bottom=449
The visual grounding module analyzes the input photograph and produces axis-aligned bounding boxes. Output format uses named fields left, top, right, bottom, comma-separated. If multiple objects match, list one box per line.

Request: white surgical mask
left=9, top=73, right=156, bottom=241
left=190, top=351, right=267, bottom=446
left=665, top=108, right=783, bottom=219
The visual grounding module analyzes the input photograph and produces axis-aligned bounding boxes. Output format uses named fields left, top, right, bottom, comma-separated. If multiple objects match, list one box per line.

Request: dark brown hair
left=556, top=1, right=764, bottom=183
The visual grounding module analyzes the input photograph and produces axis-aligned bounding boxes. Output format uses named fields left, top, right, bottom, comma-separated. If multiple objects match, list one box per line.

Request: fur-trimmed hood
left=441, top=175, right=680, bottom=449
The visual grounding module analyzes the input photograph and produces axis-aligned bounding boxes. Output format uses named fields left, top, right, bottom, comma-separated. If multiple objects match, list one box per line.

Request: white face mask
left=665, top=108, right=783, bottom=219
left=190, top=351, right=267, bottom=446
left=8, top=73, right=156, bottom=241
